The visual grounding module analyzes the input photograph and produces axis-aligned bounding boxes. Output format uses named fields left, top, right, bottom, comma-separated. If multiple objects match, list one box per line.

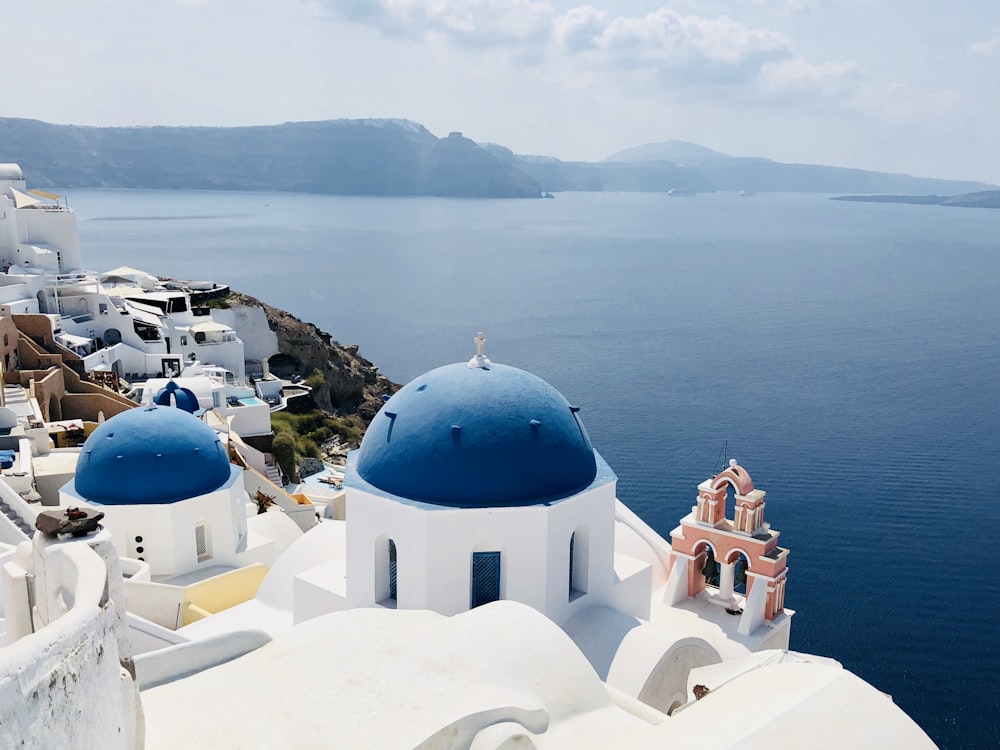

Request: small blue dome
left=354, top=363, right=597, bottom=507
left=153, top=380, right=200, bottom=413
left=75, top=405, right=232, bottom=505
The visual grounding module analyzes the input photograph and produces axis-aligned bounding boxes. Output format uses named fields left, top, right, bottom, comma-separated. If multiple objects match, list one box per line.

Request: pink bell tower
left=664, top=459, right=789, bottom=637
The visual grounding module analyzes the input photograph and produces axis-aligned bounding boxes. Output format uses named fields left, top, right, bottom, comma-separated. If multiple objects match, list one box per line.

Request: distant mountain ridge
left=831, top=190, right=1000, bottom=209
left=0, top=118, right=992, bottom=198
left=480, top=141, right=992, bottom=195
left=0, top=118, right=541, bottom=198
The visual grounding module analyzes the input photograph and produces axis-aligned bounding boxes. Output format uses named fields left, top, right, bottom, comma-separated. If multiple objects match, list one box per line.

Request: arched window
left=733, top=552, right=750, bottom=596
left=569, top=527, right=589, bottom=600
left=471, top=551, right=501, bottom=608
left=375, top=535, right=397, bottom=605
left=700, top=544, right=720, bottom=588
left=388, top=539, right=397, bottom=601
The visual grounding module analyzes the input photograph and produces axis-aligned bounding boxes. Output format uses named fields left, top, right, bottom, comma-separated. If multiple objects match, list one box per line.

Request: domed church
left=60, top=405, right=298, bottom=578
left=344, top=343, right=631, bottom=621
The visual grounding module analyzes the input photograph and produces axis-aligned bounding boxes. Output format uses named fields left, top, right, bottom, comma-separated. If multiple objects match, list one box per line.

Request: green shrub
left=297, top=438, right=321, bottom=458
left=272, top=432, right=298, bottom=483
left=304, top=370, right=326, bottom=391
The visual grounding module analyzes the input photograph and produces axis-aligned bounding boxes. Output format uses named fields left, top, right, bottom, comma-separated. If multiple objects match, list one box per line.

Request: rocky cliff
left=0, top=117, right=542, bottom=199
left=228, top=293, right=397, bottom=426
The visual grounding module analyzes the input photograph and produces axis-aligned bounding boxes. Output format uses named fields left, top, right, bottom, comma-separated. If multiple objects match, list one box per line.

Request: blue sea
left=66, top=188, right=999, bottom=748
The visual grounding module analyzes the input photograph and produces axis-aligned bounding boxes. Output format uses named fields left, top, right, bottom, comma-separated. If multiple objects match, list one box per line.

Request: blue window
left=388, top=539, right=397, bottom=601
left=471, top=551, right=501, bottom=608
left=569, top=532, right=576, bottom=596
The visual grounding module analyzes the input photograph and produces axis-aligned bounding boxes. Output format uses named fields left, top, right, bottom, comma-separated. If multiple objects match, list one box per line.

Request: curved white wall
left=0, top=539, right=134, bottom=749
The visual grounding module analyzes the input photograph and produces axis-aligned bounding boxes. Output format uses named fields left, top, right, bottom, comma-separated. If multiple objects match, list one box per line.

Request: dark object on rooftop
left=36, top=507, right=105, bottom=537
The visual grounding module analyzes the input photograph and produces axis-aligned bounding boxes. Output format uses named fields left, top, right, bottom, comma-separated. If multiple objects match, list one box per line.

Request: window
left=195, top=522, right=212, bottom=562
left=569, top=533, right=575, bottom=594
left=388, top=539, right=397, bottom=601
left=471, top=551, right=501, bottom=608
left=569, top=528, right=589, bottom=600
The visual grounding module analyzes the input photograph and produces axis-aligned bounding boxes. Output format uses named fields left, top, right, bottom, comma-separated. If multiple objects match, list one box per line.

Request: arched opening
left=36, top=291, right=47, bottom=314
left=471, top=551, right=502, bottom=608
left=696, top=542, right=720, bottom=590
left=104, top=328, right=122, bottom=346
left=733, top=551, right=750, bottom=596
left=374, top=534, right=397, bottom=605
left=388, top=539, right=398, bottom=601
left=569, top=526, right=589, bottom=601
left=636, top=641, right=721, bottom=715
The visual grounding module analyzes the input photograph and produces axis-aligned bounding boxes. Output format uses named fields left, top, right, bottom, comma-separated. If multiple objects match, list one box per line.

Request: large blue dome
left=75, top=405, right=232, bottom=505
left=354, top=362, right=597, bottom=507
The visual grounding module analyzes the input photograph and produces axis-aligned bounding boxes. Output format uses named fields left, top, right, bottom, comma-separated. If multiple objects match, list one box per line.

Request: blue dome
left=153, top=380, right=200, bottom=413
left=75, top=405, right=232, bottom=505
left=354, top=363, right=597, bottom=507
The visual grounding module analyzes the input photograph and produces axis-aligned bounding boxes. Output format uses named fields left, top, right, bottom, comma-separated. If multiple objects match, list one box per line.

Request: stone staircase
left=0, top=496, right=32, bottom=536
left=264, top=459, right=283, bottom=486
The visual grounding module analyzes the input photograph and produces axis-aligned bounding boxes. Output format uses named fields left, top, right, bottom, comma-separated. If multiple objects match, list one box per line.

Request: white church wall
left=92, top=504, right=179, bottom=576
left=543, top=483, right=619, bottom=624
left=65, top=469, right=248, bottom=578
left=345, top=490, right=430, bottom=609
left=423, top=504, right=551, bottom=616
left=344, top=482, right=629, bottom=621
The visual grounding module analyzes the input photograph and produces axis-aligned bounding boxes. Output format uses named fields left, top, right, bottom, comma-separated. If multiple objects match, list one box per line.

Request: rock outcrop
left=228, top=293, right=397, bottom=426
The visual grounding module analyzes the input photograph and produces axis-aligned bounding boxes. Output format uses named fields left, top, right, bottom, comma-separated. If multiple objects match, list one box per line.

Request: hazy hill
left=598, top=140, right=992, bottom=195
left=831, top=190, right=1000, bottom=209
left=603, top=140, right=729, bottom=164
left=0, top=118, right=541, bottom=198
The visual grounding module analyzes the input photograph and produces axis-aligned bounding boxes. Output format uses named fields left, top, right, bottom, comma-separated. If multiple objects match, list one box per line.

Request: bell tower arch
left=664, top=459, right=790, bottom=638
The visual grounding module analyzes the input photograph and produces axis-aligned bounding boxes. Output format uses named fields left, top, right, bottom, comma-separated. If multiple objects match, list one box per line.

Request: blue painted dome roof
left=153, top=380, right=200, bottom=413
left=75, top=405, right=232, bottom=505
left=354, top=362, right=597, bottom=507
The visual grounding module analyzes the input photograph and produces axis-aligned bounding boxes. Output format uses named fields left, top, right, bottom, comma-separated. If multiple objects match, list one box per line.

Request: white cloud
left=750, top=0, right=821, bottom=14
left=758, top=57, right=863, bottom=100
left=318, top=1, right=860, bottom=96
left=321, top=0, right=553, bottom=47
left=853, top=83, right=962, bottom=120
left=552, top=8, right=791, bottom=79
left=970, top=29, right=1000, bottom=56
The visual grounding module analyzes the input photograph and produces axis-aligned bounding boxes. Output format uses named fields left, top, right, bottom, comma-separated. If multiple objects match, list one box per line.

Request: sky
left=3, top=0, right=999, bottom=183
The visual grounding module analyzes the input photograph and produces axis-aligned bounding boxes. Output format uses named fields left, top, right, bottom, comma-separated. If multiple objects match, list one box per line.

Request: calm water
left=66, top=188, right=1000, bottom=748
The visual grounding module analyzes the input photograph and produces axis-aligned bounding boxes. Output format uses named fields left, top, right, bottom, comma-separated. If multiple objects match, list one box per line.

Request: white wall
left=344, top=481, right=630, bottom=623
left=212, top=305, right=279, bottom=364
left=63, top=468, right=248, bottom=578
left=0, top=535, right=136, bottom=749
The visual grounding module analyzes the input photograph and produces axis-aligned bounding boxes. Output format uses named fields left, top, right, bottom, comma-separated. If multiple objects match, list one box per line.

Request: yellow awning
left=29, top=188, right=61, bottom=201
